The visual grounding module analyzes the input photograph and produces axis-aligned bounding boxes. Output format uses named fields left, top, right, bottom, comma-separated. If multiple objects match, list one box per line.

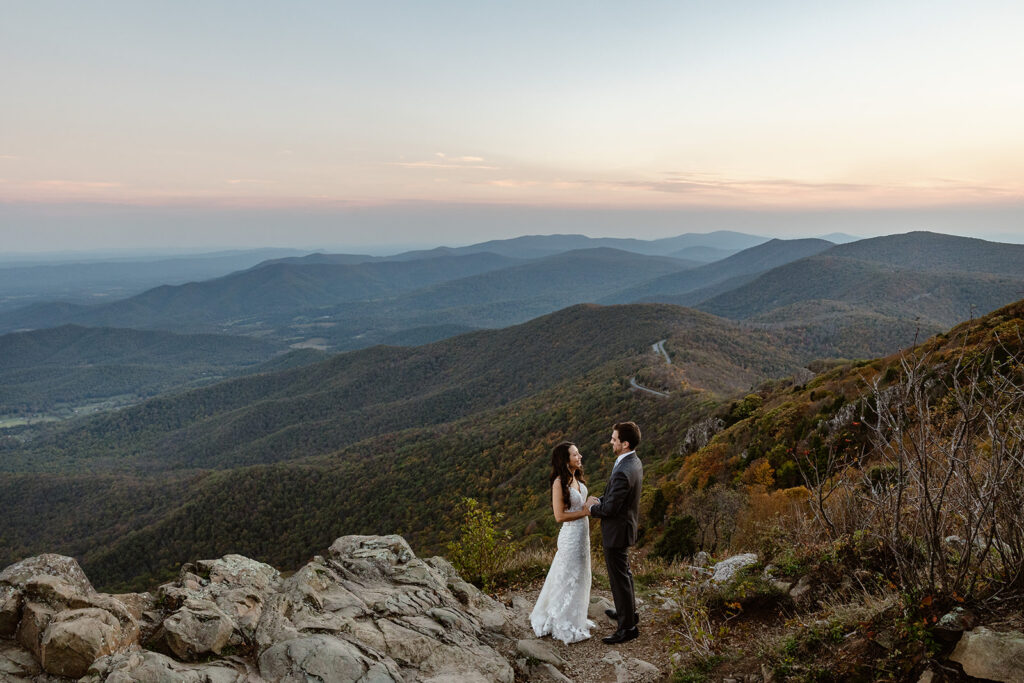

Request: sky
left=3, top=1, right=1024, bottom=251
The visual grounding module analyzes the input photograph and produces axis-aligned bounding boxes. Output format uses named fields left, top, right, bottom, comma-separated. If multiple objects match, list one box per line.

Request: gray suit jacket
left=590, top=453, right=643, bottom=548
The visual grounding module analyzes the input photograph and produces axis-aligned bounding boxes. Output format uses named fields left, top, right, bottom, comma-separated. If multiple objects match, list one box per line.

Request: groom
left=586, top=421, right=643, bottom=644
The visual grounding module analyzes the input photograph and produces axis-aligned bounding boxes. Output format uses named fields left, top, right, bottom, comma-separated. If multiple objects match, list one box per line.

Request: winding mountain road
left=629, top=339, right=672, bottom=398
left=652, top=339, right=671, bottom=365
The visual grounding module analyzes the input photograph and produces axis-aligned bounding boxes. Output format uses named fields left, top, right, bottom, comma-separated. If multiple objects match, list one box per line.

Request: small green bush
left=446, top=497, right=517, bottom=591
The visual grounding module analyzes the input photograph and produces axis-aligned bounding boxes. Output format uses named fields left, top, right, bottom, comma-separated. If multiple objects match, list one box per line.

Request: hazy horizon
left=4, top=202, right=1023, bottom=256
left=4, top=2, right=1023, bottom=251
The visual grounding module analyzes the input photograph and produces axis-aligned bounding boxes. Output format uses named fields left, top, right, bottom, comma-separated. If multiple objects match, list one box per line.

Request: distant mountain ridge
left=698, top=232, right=1024, bottom=327
left=603, top=238, right=835, bottom=305
left=0, top=248, right=697, bottom=350
left=388, top=230, right=768, bottom=261
left=3, top=230, right=1021, bottom=360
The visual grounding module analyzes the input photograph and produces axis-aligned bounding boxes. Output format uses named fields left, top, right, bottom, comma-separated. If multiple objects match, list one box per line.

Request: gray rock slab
left=84, top=650, right=247, bottom=683
left=950, top=627, right=1024, bottom=683
left=258, top=633, right=400, bottom=683
left=0, top=554, right=95, bottom=597
left=517, top=637, right=566, bottom=666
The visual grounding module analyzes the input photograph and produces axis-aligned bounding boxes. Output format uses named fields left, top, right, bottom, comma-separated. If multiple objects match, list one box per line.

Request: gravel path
left=497, top=585, right=673, bottom=682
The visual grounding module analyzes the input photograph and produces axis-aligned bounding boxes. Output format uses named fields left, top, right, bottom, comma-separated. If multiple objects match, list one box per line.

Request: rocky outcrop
left=0, top=554, right=139, bottom=679
left=0, top=535, right=516, bottom=682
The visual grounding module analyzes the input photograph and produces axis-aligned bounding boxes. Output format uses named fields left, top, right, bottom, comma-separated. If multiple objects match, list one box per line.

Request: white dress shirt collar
left=614, top=450, right=635, bottom=468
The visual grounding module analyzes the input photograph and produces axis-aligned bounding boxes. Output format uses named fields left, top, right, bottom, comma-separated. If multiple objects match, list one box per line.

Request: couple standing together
left=530, top=421, right=642, bottom=645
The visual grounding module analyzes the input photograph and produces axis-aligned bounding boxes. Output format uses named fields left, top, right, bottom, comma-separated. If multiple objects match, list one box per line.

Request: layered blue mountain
left=0, top=248, right=309, bottom=312
left=0, top=252, right=525, bottom=334
left=0, top=249, right=698, bottom=350
left=600, top=238, right=835, bottom=305
left=387, top=230, right=766, bottom=261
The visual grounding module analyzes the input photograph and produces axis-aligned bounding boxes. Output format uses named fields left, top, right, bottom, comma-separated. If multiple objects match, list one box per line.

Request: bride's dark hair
left=550, top=441, right=586, bottom=510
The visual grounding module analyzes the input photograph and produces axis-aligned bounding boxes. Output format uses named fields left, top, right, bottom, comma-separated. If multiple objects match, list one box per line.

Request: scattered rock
left=710, top=554, right=759, bottom=585
left=511, top=595, right=532, bottom=615
left=17, top=601, right=56, bottom=661
left=949, top=626, right=1024, bottom=683
left=0, top=638, right=42, bottom=679
left=933, top=606, right=978, bottom=643
left=602, top=650, right=660, bottom=682
left=916, top=669, right=935, bottom=683
left=660, top=597, right=680, bottom=612
left=789, top=575, right=814, bottom=603
left=693, top=551, right=711, bottom=567
left=529, top=661, right=573, bottom=682
left=0, top=584, right=22, bottom=637
left=588, top=595, right=614, bottom=621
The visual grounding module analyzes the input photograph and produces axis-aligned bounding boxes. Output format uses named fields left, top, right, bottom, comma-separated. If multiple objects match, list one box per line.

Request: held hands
left=585, top=496, right=600, bottom=511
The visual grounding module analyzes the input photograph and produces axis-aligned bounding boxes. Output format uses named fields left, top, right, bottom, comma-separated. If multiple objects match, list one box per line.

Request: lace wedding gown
left=530, top=482, right=595, bottom=643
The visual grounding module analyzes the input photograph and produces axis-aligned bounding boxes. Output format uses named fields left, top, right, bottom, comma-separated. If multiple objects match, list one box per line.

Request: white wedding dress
left=530, top=481, right=595, bottom=643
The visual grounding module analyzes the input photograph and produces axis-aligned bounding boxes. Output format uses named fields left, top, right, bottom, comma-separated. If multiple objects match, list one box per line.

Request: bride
left=530, top=441, right=595, bottom=643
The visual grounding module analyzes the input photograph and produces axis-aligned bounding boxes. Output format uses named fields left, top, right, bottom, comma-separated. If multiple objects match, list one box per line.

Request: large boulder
left=949, top=626, right=1024, bottom=683
left=39, top=608, right=136, bottom=678
left=158, top=554, right=280, bottom=642
left=153, top=598, right=238, bottom=662
left=0, top=554, right=95, bottom=598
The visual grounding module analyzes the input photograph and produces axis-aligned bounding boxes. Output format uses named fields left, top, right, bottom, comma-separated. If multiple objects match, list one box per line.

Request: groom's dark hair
left=614, top=421, right=641, bottom=450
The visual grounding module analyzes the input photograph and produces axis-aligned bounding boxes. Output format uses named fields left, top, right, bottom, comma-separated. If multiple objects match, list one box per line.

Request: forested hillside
left=0, top=302, right=808, bottom=589
left=0, top=325, right=282, bottom=415
left=642, top=297, right=1024, bottom=575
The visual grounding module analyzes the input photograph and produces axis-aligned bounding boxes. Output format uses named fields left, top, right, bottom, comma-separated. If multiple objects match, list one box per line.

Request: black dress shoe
left=602, top=627, right=639, bottom=644
left=604, top=609, right=639, bottom=625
